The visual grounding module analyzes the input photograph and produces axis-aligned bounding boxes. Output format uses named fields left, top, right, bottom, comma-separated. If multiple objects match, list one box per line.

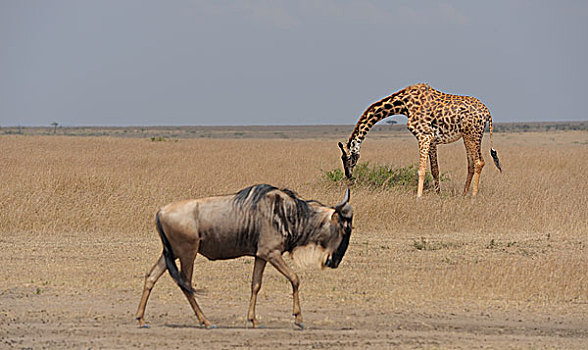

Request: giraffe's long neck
left=347, top=92, right=408, bottom=153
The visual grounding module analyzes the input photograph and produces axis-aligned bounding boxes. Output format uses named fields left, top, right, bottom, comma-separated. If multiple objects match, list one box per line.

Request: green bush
left=324, top=162, right=448, bottom=190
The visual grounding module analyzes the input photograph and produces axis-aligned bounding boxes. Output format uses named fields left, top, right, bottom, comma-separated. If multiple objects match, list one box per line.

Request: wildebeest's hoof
left=136, top=317, right=150, bottom=329
left=246, top=319, right=266, bottom=329
left=207, top=324, right=218, bottom=329
left=295, top=322, right=305, bottom=330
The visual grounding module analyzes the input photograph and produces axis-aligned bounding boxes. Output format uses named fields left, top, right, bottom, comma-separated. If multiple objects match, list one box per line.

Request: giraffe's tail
left=488, top=115, right=502, bottom=172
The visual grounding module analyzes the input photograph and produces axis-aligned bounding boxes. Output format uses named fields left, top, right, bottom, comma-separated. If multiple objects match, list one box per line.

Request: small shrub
left=412, top=237, right=453, bottom=251
left=487, top=239, right=497, bottom=249
left=150, top=136, right=174, bottom=142
left=413, top=237, right=428, bottom=251
left=323, top=162, right=448, bottom=190
left=324, top=168, right=346, bottom=183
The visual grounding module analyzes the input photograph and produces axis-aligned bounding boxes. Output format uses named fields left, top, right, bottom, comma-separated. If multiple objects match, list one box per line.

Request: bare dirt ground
left=1, top=232, right=586, bottom=349
left=3, top=294, right=586, bottom=349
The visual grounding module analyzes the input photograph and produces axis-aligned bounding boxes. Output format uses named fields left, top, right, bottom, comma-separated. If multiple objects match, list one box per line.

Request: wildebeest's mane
left=233, top=184, right=317, bottom=210
left=234, top=184, right=278, bottom=209
left=232, top=184, right=325, bottom=252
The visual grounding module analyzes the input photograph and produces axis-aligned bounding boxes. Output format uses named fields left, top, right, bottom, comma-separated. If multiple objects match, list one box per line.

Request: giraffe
left=338, top=83, right=501, bottom=197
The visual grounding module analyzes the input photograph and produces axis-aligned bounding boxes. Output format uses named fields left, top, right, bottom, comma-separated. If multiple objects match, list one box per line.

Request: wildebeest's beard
left=325, top=217, right=352, bottom=269
left=325, top=188, right=353, bottom=269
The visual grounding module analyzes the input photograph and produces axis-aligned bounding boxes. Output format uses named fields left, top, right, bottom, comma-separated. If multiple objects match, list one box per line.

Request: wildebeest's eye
left=341, top=220, right=352, bottom=235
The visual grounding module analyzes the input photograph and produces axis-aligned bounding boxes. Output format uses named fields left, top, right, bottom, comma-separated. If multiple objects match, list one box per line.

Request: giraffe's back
left=405, top=84, right=490, bottom=144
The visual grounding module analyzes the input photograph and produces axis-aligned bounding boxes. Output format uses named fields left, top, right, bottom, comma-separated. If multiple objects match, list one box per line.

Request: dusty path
left=1, top=289, right=586, bottom=349
left=1, top=227, right=587, bottom=349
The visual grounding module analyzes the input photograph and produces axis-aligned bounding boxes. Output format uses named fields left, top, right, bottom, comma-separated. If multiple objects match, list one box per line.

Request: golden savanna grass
left=1, top=130, right=587, bottom=321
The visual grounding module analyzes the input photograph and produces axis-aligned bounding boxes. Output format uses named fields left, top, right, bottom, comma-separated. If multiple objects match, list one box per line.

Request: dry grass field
left=1, top=128, right=587, bottom=348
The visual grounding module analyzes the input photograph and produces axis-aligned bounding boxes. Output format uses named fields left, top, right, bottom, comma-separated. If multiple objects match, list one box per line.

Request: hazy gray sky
left=1, top=1, right=587, bottom=126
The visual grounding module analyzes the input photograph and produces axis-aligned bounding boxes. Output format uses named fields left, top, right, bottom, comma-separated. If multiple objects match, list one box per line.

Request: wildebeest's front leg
left=246, top=256, right=267, bottom=328
left=267, top=252, right=304, bottom=329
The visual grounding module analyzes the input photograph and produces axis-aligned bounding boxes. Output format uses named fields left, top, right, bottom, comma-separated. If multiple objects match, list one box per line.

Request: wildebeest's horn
left=335, top=187, right=350, bottom=211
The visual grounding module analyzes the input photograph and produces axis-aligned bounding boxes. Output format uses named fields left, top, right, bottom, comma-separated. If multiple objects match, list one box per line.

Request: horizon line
left=2, top=120, right=587, bottom=128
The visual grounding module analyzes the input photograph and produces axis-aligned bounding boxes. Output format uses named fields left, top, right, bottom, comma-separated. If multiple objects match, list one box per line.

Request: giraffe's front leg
left=416, top=135, right=433, bottom=198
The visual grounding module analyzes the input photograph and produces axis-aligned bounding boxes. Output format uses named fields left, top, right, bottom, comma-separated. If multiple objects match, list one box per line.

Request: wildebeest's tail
left=488, top=115, right=502, bottom=172
left=155, top=211, right=194, bottom=295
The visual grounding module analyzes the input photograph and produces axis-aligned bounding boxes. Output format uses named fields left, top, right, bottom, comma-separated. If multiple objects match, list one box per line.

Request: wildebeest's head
left=293, top=188, right=353, bottom=269
left=338, top=142, right=359, bottom=179
left=324, top=187, right=353, bottom=268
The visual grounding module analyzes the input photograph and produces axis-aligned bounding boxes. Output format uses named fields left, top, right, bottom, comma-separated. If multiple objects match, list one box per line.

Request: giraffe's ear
left=338, top=142, right=347, bottom=155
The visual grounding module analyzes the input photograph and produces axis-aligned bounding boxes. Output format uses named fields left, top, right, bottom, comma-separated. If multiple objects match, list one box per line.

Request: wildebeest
left=135, top=184, right=353, bottom=329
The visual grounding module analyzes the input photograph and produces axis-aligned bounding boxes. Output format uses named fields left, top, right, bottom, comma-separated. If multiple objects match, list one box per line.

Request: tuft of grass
left=413, top=237, right=429, bottom=251
left=487, top=239, right=497, bottom=249
left=324, top=168, right=346, bottom=182
left=150, top=136, right=179, bottom=142
left=324, top=162, right=448, bottom=190
left=412, top=237, right=447, bottom=251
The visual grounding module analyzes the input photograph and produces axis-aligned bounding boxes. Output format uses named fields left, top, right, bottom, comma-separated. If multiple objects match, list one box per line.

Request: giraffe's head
left=338, top=142, right=359, bottom=179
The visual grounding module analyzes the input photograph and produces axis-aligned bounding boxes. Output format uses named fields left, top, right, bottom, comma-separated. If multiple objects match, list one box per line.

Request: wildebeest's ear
left=330, top=210, right=340, bottom=223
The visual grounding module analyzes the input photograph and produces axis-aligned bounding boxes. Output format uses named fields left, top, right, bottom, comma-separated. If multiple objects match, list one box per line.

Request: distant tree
left=385, top=120, right=398, bottom=125
left=51, top=122, right=58, bottom=134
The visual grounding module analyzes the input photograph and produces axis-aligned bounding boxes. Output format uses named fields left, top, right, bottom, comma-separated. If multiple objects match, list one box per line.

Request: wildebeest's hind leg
left=178, top=251, right=214, bottom=328
left=267, top=252, right=304, bottom=329
left=246, top=257, right=267, bottom=328
left=136, top=255, right=167, bottom=328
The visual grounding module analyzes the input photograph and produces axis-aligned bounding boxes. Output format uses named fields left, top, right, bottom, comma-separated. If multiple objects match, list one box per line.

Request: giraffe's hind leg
left=472, top=158, right=485, bottom=196
left=428, top=144, right=440, bottom=194
left=463, top=135, right=484, bottom=196
left=463, top=142, right=474, bottom=195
